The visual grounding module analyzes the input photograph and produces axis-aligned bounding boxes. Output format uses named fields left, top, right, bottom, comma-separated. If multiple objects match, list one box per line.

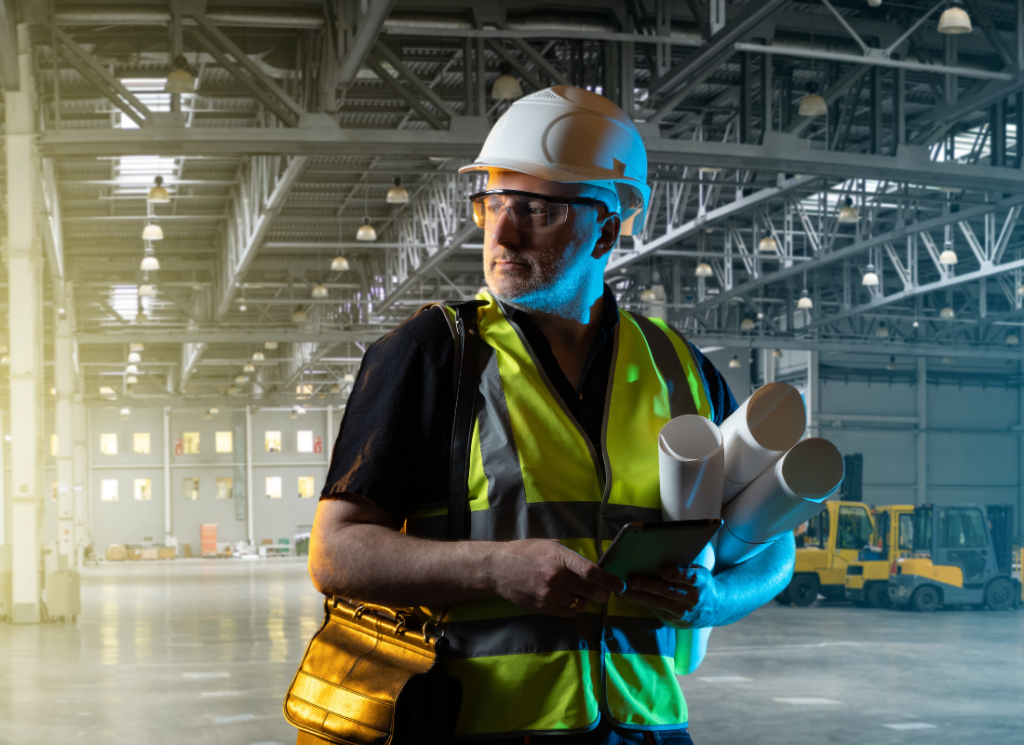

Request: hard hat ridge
left=460, top=85, right=651, bottom=235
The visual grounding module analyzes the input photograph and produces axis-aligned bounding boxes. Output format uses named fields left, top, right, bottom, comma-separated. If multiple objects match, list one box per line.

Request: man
left=311, top=86, right=795, bottom=744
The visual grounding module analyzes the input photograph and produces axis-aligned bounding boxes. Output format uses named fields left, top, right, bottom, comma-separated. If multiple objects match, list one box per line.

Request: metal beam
left=647, top=0, right=787, bottom=97
left=372, top=41, right=458, bottom=119
left=215, top=156, right=309, bottom=318
left=0, top=0, right=18, bottom=91
left=687, top=193, right=1024, bottom=314
left=77, top=329, right=388, bottom=345
left=365, top=57, right=446, bottom=130
left=338, top=0, right=398, bottom=87
left=687, top=333, right=1024, bottom=361
left=606, top=174, right=819, bottom=274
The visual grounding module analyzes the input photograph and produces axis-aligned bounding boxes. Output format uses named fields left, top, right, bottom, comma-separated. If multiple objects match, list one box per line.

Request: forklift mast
left=986, top=505, right=1014, bottom=576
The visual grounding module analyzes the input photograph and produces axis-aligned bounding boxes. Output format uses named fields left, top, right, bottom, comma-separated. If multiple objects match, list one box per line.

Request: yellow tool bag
left=284, top=597, right=461, bottom=744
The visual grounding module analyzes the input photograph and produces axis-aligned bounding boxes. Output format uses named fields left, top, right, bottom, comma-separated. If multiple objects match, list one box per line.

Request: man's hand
left=621, top=566, right=722, bottom=629
left=490, top=539, right=627, bottom=617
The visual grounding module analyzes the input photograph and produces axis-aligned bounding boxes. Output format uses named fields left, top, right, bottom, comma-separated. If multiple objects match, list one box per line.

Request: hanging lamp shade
left=862, top=264, right=879, bottom=286
left=120, top=407, right=131, bottom=419
left=243, top=363, right=256, bottom=374
left=356, top=219, right=377, bottom=242
left=875, top=322, right=889, bottom=338
left=227, top=386, right=238, bottom=395
left=209, top=406, right=219, bottom=414
left=292, top=309, right=308, bottom=323
left=134, top=311, right=147, bottom=323
left=330, top=255, right=350, bottom=272
left=868, top=0, right=882, bottom=6
left=127, top=352, right=141, bottom=364
left=140, top=255, right=160, bottom=272
left=330, top=384, right=341, bottom=394
left=125, top=364, right=139, bottom=375
left=798, top=83, right=828, bottom=117
left=1007, top=333, right=1020, bottom=346
left=265, top=341, right=278, bottom=350
left=311, top=284, right=329, bottom=299
left=165, top=55, right=195, bottom=94
left=695, top=262, right=713, bottom=278
left=142, top=223, right=164, bottom=241
left=204, top=411, right=213, bottom=420
left=235, top=375, right=247, bottom=384
left=238, top=302, right=247, bottom=312
left=253, top=351, right=265, bottom=362
left=639, top=289, right=658, bottom=302
left=728, top=355, right=741, bottom=369
left=758, top=235, right=778, bottom=252
left=937, top=3, right=972, bottom=34
left=772, top=348, right=784, bottom=358
left=698, top=166, right=724, bottom=174
left=492, top=71, right=523, bottom=100
left=138, top=283, right=155, bottom=298
left=939, top=244, right=958, bottom=265
left=797, top=289, right=814, bottom=309
left=837, top=197, right=859, bottom=224
left=386, top=177, right=409, bottom=204
left=147, top=176, right=170, bottom=204
left=126, top=375, right=138, bottom=385
left=130, top=342, right=144, bottom=352
left=940, top=306, right=955, bottom=319
left=887, top=355, right=897, bottom=370
left=343, top=373, right=355, bottom=383
left=740, top=318, right=755, bottom=331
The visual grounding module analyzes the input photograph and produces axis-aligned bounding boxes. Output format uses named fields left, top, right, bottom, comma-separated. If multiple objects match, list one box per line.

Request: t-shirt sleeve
left=321, top=308, right=456, bottom=528
left=688, top=343, right=739, bottom=426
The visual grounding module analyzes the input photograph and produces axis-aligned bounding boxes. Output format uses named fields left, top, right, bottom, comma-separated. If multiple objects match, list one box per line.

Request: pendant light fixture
left=491, top=63, right=523, bottom=100
left=728, top=355, right=741, bottom=369
left=797, top=288, right=813, bottom=309
left=772, top=349, right=784, bottom=359
left=234, top=375, right=247, bottom=384
left=343, top=372, right=355, bottom=383
left=209, top=407, right=219, bottom=414
left=875, top=321, right=889, bottom=338
left=165, top=54, right=195, bottom=94
left=868, top=0, right=882, bottom=6
left=798, top=82, right=828, bottom=117
left=227, top=386, right=238, bottom=395
left=142, top=222, right=164, bottom=241
left=140, top=246, right=160, bottom=272
left=127, top=352, right=141, bottom=364
left=740, top=318, right=755, bottom=331
left=862, top=264, right=879, bottom=286
left=386, top=177, right=409, bottom=204
left=330, top=255, right=350, bottom=271
left=356, top=219, right=377, bottom=241
left=138, top=283, right=155, bottom=298
left=758, top=235, right=778, bottom=252
left=698, top=166, right=724, bottom=174
left=940, top=306, right=955, bottom=319
left=292, top=309, right=308, bottom=324
left=837, top=197, right=859, bottom=224
left=147, top=176, right=170, bottom=204
left=1007, top=333, right=1020, bottom=346
left=120, top=407, right=131, bottom=420
left=253, top=350, right=265, bottom=362
left=640, top=288, right=658, bottom=303
left=887, top=355, right=897, bottom=370
left=330, top=384, right=341, bottom=394
left=695, top=262, right=713, bottom=278
left=134, top=310, right=148, bottom=324
left=265, top=341, right=278, bottom=350
left=243, top=362, right=256, bottom=374
left=126, top=375, right=138, bottom=385
left=939, top=242, right=958, bottom=265
left=311, top=284, right=329, bottom=299
left=937, top=1, right=972, bottom=34
left=126, top=364, right=139, bottom=375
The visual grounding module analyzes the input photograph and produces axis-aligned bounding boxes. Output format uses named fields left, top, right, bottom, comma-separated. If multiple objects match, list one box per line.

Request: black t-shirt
left=321, top=289, right=738, bottom=529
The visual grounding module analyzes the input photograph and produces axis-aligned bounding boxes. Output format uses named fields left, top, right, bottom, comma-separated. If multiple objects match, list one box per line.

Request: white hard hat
left=459, top=85, right=651, bottom=235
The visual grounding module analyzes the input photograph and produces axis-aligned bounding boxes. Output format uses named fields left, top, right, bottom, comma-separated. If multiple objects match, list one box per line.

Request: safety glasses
left=469, top=189, right=609, bottom=232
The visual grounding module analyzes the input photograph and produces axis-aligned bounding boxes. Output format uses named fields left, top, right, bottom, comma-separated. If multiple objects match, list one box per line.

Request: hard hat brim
left=459, top=157, right=631, bottom=186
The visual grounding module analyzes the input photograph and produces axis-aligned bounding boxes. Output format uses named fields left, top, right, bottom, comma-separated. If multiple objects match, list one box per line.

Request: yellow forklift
left=889, top=504, right=1019, bottom=612
left=845, top=505, right=915, bottom=608
left=777, top=500, right=874, bottom=606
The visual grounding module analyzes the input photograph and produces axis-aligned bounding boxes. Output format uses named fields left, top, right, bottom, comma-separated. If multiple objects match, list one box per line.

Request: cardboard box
left=126, top=548, right=142, bottom=561
left=262, top=538, right=274, bottom=545
left=182, top=543, right=193, bottom=558
left=157, top=547, right=176, bottom=560
left=106, top=545, right=127, bottom=562
left=141, top=548, right=158, bottom=561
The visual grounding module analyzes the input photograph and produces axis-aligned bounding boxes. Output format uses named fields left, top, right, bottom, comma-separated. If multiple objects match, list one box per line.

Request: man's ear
left=592, top=212, right=621, bottom=260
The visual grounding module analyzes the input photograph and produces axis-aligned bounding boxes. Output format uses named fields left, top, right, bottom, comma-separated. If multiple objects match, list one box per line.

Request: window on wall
left=297, top=430, right=314, bottom=453
left=298, top=476, right=316, bottom=498
left=182, top=432, right=200, bottom=454
left=183, top=478, right=199, bottom=500
left=99, top=433, right=118, bottom=455
left=133, top=432, right=151, bottom=454
left=101, top=479, right=119, bottom=501
left=134, top=478, right=152, bottom=501
left=215, top=431, right=233, bottom=454
left=216, top=477, right=233, bottom=500
left=50, top=434, right=59, bottom=456
left=265, top=431, right=282, bottom=453
left=266, top=476, right=282, bottom=499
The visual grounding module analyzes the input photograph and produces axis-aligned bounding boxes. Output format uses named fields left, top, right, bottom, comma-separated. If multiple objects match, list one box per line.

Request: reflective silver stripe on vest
left=630, top=315, right=697, bottom=419
left=442, top=613, right=676, bottom=659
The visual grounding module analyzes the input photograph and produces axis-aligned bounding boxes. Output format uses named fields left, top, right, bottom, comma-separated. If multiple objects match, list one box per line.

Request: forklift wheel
left=985, top=578, right=1015, bottom=611
left=788, top=575, right=819, bottom=607
left=773, top=589, right=791, bottom=605
left=912, top=585, right=940, bottom=613
left=867, top=583, right=892, bottom=609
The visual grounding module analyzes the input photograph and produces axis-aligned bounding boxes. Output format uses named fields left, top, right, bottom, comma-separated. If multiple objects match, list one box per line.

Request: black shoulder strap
left=444, top=300, right=485, bottom=541
left=631, top=314, right=698, bottom=419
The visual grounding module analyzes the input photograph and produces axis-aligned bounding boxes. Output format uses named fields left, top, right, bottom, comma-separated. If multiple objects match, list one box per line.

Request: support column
left=763, top=348, right=776, bottom=385
left=245, top=406, right=254, bottom=545
left=163, top=407, right=172, bottom=544
left=917, top=357, right=928, bottom=506
left=54, top=305, right=74, bottom=560
left=806, top=351, right=819, bottom=438
left=72, top=398, right=87, bottom=571
left=0, top=413, right=5, bottom=544
left=6, top=25, right=43, bottom=624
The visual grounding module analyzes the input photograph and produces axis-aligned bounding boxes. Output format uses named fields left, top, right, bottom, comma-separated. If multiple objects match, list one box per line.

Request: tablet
left=598, top=519, right=723, bottom=583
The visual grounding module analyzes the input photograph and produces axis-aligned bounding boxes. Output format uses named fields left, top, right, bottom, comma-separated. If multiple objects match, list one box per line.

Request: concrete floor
left=0, top=560, right=1021, bottom=745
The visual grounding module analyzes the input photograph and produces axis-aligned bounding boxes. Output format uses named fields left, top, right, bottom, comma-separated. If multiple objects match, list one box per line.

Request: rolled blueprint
left=720, top=382, right=807, bottom=502
left=658, top=415, right=725, bottom=521
left=716, top=438, right=844, bottom=567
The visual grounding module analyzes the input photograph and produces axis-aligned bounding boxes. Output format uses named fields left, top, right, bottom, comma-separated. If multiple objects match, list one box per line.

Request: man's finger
left=629, top=577, right=694, bottom=598
left=662, top=566, right=709, bottom=585
left=561, top=574, right=611, bottom=605
left=572, top=557, right=628, bottom=595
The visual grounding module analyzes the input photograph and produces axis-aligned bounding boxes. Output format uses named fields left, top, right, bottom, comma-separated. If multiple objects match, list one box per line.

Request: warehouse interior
left=1, top=0, right=1023, bottom=743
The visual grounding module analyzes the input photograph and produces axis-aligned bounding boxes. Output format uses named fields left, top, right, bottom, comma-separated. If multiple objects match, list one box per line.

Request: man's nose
left=491, top=204, right=521, bottom=247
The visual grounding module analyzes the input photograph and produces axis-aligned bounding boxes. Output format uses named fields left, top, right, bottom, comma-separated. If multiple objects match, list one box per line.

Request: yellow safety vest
left=406, top=292, right=713, bottom=737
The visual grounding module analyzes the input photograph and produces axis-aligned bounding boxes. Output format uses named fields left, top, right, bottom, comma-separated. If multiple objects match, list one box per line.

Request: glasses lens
left=471, top=194, right=570, bottom=231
